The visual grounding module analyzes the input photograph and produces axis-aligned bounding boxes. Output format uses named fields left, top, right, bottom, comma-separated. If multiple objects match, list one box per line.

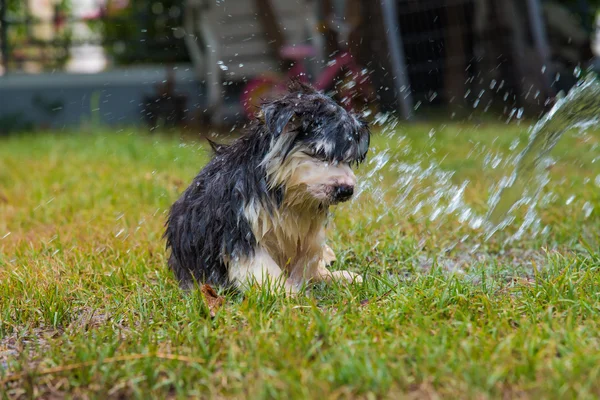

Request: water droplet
left=516, top=108, right=524, bottom=119
left=583, top=202, right=594, bottom=218
left=509, top=139, right=520, bottom=151
left=218, top=62, right=229, bottom=71
left=566, top=195, right=575, bottom=205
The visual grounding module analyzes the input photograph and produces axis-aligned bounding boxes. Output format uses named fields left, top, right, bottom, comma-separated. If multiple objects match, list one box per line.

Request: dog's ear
left=206, top=138, right=227, bottom=155
left=262, top=102, right=295, bottom=138
left=287, top=79, right=317, bottom=95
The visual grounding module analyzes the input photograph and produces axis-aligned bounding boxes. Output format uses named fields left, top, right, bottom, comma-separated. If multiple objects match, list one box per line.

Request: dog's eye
left=304, top=148, right=328, bottom=161
left=312, top=148, right=329, bottom=161
left=315, top=148, right=328, bottom=159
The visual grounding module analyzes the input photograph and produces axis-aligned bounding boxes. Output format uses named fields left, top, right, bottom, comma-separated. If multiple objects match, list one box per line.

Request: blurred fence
left=397, top=0, right=474, bottom=104
left=387, top=0, right=550, bottom=115
left=387, top=0, right=595, bottom=116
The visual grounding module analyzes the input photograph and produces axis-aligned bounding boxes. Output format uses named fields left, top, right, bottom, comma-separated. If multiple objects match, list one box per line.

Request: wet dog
left=165, top=82, right=370, bottom=294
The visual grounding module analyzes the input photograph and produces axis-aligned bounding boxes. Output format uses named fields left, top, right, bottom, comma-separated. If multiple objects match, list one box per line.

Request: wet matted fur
left=165, top=82, right=370, bottom=293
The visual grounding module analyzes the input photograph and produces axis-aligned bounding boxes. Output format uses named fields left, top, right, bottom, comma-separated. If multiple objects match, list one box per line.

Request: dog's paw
left=330, top=270, right=363, bottom=284
left=314, top=267, right=362, bottom=285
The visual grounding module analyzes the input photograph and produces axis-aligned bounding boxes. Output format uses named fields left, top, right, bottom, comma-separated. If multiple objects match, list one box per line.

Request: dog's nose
left=333, top=184, right=354, bottom=202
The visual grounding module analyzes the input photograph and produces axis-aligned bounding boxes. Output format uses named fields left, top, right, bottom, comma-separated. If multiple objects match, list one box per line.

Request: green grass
left=1, top=122, right=599, bottom=399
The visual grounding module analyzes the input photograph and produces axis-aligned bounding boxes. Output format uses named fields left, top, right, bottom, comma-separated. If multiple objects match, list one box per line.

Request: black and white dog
left=165, top=82, right=370, bottom=294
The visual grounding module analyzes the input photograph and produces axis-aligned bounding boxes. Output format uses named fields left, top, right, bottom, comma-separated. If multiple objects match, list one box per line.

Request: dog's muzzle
left=332, top=184, right=354, bottom=203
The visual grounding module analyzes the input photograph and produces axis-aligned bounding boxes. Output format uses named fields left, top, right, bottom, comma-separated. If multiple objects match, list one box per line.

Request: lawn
left=1, top=122, right=599, bottom=399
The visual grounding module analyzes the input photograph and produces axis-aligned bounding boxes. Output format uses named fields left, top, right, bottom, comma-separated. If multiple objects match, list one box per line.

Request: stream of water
left=486, top=77, right=600, bottom=237
left=356, top=76, right=600, bottom=253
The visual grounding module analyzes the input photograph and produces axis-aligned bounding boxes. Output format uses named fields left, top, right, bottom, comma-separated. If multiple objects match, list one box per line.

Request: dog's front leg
left=228, top=247, right=298, bottom=294
left=313, top=244, right=363, bottom=285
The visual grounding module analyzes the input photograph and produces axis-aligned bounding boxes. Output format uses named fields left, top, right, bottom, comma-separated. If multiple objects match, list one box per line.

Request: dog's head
left=258, top=81, right=370, bottom=207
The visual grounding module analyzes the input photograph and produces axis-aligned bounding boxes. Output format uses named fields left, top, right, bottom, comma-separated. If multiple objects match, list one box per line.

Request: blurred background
left=0, top=0, right=598, bottom=133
